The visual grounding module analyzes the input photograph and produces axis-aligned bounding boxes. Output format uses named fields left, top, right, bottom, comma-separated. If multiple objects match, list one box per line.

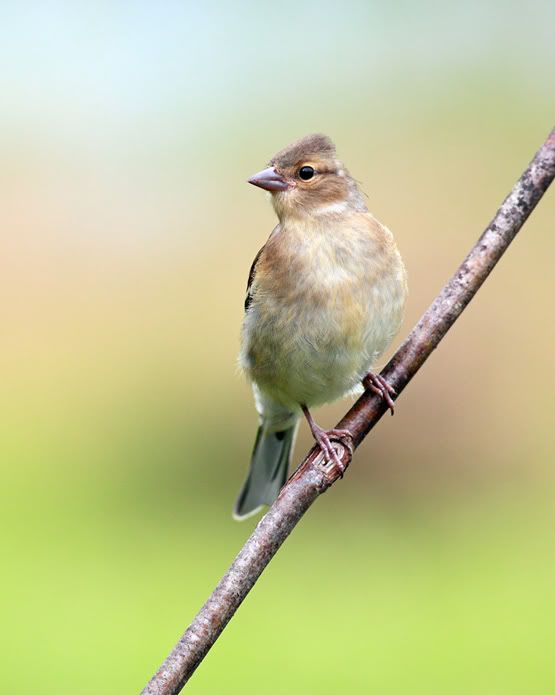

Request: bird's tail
left=233, top=419, right=299, bottom=520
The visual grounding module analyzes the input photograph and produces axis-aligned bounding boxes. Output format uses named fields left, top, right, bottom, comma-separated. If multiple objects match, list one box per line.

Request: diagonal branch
left=141, top=128, right=555, bottom=695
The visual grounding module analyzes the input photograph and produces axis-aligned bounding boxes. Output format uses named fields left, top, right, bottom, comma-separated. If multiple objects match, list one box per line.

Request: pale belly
left=241, top=270, right=405, bottom=410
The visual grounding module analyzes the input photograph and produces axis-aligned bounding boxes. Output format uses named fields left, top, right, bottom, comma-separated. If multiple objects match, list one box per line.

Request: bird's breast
left=241, top=216, right=407, bottom=408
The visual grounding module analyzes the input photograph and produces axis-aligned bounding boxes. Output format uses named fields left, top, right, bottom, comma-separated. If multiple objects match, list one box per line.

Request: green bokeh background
left=2, top=2, right=554, bottom=693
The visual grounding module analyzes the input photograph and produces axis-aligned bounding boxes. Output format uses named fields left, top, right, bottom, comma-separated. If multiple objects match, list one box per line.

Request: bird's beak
left=247, top=166, right=289, bottom=192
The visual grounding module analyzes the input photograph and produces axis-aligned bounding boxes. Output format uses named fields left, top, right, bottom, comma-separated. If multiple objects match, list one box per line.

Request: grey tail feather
left=233, top=421, right=298, bottom=520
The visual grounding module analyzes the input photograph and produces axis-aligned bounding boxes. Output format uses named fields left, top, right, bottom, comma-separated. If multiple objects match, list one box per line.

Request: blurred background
left=1, top=1, right=554, bottom=693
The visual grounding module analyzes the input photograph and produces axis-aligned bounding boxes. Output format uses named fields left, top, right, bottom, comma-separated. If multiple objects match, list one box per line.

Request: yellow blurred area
left=1, top=2, right=555, bottom=693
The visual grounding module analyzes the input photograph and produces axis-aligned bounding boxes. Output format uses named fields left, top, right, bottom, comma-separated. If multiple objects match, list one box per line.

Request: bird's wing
left=244, top=245, right=264, bottom=312
left=244, top=225, right=280, bottom=312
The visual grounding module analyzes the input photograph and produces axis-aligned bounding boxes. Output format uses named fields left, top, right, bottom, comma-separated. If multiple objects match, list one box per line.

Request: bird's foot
left=363, top=371, right=396, bottom=415
left=311, top=426, right=353, bottom=477
left=301, top=406, right=352, bottom=477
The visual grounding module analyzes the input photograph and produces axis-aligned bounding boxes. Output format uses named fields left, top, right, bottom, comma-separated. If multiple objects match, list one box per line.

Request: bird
left=234, top=134, right=407, bottom=520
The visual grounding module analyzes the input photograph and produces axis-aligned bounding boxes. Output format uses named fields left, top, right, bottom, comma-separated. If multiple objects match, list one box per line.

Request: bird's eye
left=298, top=165, right=315, bottom=181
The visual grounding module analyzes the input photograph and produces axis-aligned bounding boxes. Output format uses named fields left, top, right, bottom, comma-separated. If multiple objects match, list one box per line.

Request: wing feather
left=244, top=245, right=264, bottom=312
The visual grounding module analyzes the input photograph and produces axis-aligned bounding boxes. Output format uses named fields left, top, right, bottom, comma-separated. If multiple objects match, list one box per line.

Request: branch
left=141, top=128, right=555, bottom=695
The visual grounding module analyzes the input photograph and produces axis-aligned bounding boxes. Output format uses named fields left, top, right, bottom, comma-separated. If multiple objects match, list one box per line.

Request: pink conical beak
left=248, top=166, right=289, bottom=192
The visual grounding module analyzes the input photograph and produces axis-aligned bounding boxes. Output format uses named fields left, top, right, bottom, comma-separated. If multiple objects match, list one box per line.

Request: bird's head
left=248, top=133, right=366, bottom=220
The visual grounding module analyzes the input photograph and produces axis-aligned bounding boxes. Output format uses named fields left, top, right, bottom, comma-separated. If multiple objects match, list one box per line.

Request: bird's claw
left=312, top=427, right=353, bottom=478
left=363, top=372, right=396, bottom=415
left=301, top=405, right=353, bottom=478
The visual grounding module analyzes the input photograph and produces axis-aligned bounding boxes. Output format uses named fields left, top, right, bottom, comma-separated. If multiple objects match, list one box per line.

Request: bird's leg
left=301, top=405, right=352, bottom=476
left=363, top=371, right=396, bottom=415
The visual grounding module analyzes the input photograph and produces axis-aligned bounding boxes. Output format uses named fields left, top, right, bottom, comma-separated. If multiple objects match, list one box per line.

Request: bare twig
left=141, top=128, right=555, bottom=695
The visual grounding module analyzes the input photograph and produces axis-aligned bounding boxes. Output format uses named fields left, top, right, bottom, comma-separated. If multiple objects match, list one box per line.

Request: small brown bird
left=234, top=134, right=407, bottom=519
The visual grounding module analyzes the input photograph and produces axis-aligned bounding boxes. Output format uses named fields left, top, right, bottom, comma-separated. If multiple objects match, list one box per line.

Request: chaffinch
left=234, top=134, right=407, bottom=519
